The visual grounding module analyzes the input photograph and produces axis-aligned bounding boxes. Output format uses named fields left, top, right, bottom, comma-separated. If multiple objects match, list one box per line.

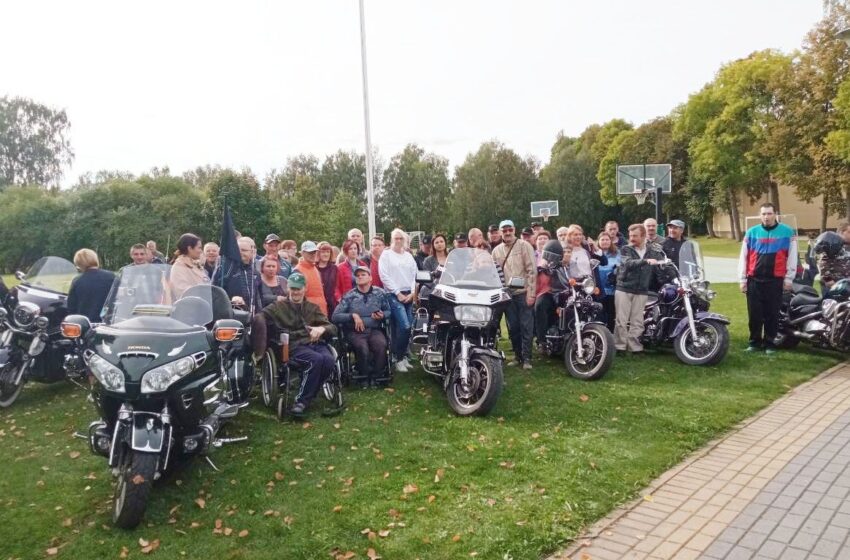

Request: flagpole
left=359, top=0, right=377, bottom=241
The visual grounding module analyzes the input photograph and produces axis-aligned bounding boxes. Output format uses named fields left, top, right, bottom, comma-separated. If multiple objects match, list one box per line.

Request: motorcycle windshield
left=438, top=248, right=503, bottom=289
left=678, top=240, right=705, bottom=281
left=101, top=264, right=214, bottom=328
left=22, top=256, right=78, bottom=294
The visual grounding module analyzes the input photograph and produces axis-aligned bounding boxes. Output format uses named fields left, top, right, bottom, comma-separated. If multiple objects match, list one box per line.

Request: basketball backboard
left=530, top=200, right=559, bottom=222
left=408, top=230, right=426, bottom=250
left=616, top=164, right=672, bottom=195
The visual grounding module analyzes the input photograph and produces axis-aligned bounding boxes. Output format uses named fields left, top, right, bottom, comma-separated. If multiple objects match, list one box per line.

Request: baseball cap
left=454, top=232, right=468, bottom=242
left=354, top=265, right=371, bottom=275
left=288, top=272, right=306, bottom=289
left=521, top=227, right=533, bottom=236
left=300, top=240, right=318, bottom=253
left=264, top=234, right=281, bottom=244
left=498, top=219, right=515, bottom=229
left=667, top=219, right=686, bottom=229
left=421, top=235, right=433, bottom=245
left=487, top=224, right=499, bottom=232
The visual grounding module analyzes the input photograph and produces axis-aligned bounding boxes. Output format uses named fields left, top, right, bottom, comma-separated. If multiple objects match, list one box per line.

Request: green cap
left=288, top=272, right=306, bottom=289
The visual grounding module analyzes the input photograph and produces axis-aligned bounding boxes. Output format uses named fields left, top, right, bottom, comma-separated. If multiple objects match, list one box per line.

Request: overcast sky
left=3, top=0, right=825, bottom=186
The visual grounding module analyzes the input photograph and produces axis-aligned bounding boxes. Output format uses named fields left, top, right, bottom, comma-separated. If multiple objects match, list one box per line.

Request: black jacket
left=67, top=268, right=117, bottom=323
left=615, top=244, right=666, bottom=294
left=661, top=237, right=686, bottom=268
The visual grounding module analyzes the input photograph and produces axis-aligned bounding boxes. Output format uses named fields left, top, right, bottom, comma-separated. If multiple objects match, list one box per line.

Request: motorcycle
left=62, top=264, right=249, bottom=528
left=641, top=240, right=731, bottom=365
left=775, top=279, right=850, bottom=351
left=0, top=256, right=82, bottom=408
left=413, top=248, right=510, bottom=416
left=541, top=264, right=615, bottom=380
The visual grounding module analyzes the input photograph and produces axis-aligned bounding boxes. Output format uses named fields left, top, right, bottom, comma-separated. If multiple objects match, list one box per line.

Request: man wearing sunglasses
left=491, top=219, right=537, bottom=370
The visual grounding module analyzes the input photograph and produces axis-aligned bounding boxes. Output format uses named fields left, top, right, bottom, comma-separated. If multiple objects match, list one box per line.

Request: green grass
left=0, top=285, right=841, bottom=560
left=693, top=236, right=809, bottom=259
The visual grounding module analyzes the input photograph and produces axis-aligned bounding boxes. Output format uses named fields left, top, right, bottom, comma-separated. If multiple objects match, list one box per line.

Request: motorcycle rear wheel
left=564, top=324, right=614, bottom=381
left=446, top=355, right=503, bottom=416
left=112, top=450, right=158, bottom=529
left=674, top=320, right=730, bottom=366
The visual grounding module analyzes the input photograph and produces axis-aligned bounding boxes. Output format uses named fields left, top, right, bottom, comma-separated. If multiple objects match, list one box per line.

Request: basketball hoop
left=541, top=209, right=551, bottom=222
left=635, top=191, right=649, bottom=205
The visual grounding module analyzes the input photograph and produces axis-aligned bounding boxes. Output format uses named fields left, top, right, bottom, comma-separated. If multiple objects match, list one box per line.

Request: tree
left=779, top=6, right=850, bottom=224
left=0, top=186, right=68, bottom=270
left=265, top=155, right=321, bottom=198
left=203, top=169, right=271, bottom=243
left=452, top=141, right=544, bottom=233
left=380, top=144, right=451, bottom=233
left=675, top=50, right=793, bottom=239
left=540, top=135, right=611, bottom=234
left=0, top=96, right=74, bottom=188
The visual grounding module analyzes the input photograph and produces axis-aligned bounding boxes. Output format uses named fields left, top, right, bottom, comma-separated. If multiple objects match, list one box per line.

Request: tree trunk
left=768, top=179, right=780, bottom=215
left=821, top=192, right=829, bottom=233
left=728, top=191, right=742, bottom=241
left=706, top=210, right=716, bottom=237
left=845, top=187, right=850, bottom=222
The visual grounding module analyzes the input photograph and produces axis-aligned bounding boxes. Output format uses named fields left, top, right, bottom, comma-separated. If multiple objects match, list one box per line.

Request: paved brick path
left=550, top=362, right=850, bottom=560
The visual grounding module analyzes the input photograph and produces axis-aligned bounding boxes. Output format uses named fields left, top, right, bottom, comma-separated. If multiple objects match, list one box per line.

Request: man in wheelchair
left=332, top=266, right=391, bottom=387
left=251, top=272, right=337, bottom=417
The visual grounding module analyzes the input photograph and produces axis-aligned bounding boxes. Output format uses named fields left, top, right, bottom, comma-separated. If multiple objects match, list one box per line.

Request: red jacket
left=370, top=255, right=383, bottom=288
left=336, top=259, right=367, bottom=302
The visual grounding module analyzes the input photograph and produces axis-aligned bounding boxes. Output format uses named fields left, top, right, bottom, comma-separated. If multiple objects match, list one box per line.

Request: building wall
left=711, top=184, right=841, bottom=237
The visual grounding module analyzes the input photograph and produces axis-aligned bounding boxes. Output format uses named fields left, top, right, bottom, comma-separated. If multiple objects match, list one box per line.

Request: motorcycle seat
left=790, top=293, right=821, bottom=308
left=792, top=284, right=819, bottom=297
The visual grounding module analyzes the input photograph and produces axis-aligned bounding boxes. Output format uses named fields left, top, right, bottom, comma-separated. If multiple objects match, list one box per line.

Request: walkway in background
left=549, top=362, right=850, bottom=560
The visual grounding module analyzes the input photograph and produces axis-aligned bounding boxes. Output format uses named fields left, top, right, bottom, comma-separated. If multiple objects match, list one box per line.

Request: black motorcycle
left=62, top=264, right=249, bottom=528
left=0, top=256, right=82, bottom=408
left=413, top=248, right=509, bottom=416
left=641, top=240, right=730, bottom=365
left=542, top=266, right=615, bottom=380
left=775, top=279, right=850, bottom=351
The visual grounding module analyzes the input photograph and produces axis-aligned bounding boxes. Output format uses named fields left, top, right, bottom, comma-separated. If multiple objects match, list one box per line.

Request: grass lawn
left=0, top=284, right=841, bottom=560
left=693, top=236, right=810, bottom=259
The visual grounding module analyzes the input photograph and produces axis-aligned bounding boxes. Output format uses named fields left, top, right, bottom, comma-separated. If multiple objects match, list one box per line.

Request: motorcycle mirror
left=415, top=270, right=433, bottom=284
left=14, top=271, right=25, bottom=281
left=61, top=315, right=92, bottom=339
left=508, top=277, right=525, bottom=289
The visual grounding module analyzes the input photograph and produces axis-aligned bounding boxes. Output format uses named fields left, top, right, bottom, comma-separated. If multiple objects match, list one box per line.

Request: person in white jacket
left=379, top=228, right=418, bottom=372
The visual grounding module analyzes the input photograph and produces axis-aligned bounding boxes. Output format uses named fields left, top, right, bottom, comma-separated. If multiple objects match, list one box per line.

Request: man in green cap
left=252, top=271, right=338, bottom=416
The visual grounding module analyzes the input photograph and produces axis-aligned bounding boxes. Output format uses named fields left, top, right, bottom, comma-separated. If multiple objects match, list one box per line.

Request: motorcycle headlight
left=581, top=277, right=596, bottom=295
left=141, top=356, right=197, bottom=394
left=456, top=305, right=492, bottom=326
left=13, top=302, right=40, bottom=328
left=88, top=354, right=125, bottom=393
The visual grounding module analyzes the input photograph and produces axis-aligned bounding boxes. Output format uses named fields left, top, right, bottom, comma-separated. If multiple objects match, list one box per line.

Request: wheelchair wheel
left=321, top=363, right=345, bottom=417
left=260, top=349, right=279, bottom=408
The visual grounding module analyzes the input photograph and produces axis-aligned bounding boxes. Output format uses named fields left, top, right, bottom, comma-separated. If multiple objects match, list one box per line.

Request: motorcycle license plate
left=130, top=413, right=166, bottom=453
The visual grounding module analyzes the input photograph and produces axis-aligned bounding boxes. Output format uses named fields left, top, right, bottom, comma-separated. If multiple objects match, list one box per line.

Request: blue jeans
left=388, top=294, right=413, bottom=360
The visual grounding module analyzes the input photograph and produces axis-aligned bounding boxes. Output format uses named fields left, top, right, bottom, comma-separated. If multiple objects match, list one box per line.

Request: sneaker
left=522, top=362, right=533, bottom=371
left=400, top=357, right=413, bottom=369
left=395, top=360, right=409, bottom=373
left=290, top=402, right=307, bottom=416
left=745, top=345, right=761, bottom=352
left=506, top=360, right=519, bottom=367
left=765, top=347, right=778, bottom=356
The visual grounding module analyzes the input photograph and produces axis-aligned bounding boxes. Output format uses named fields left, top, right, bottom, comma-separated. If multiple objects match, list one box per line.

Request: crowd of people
left=58, top=201, right=850, bottom=416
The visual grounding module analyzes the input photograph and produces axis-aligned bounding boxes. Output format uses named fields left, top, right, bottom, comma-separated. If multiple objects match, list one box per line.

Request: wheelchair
left=335, top=319, right=393, bottom=388
left=258, top=329, right=345, bottom=421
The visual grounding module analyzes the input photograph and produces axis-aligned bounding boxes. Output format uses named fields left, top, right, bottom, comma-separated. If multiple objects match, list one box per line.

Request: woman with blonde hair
left=67, top=249, right=116, bottom=323
left=379, top=228, right=418, bottom=372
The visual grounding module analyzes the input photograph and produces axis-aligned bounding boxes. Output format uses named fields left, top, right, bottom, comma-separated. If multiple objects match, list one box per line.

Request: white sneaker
left=400, top=358, right=412, bottom=370
left=395, top=360, right=409, bottom=373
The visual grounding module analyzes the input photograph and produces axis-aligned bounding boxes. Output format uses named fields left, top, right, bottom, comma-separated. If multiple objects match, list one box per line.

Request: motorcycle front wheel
left=674, top=320, right=730, bottom=366
left=564, top=324, right=615, bottom=381
left=0, top=364, right=24, bottom=408
left=446, top=355, right=503, bottom=417
left=112, top=450, right=157, bottom=529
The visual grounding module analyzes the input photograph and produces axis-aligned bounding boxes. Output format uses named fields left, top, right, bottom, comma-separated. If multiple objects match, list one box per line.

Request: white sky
left=2, top=0, right=824, bottom=186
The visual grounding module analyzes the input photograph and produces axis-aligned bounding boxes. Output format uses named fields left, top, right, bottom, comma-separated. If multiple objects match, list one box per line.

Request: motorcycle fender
left=671, top=312, right=730, bottom=339
left=581, top=321, right=608, bottom=332
left=468, top=347, right=503, bottom=362
left=130, top=412, right=167, bottom=453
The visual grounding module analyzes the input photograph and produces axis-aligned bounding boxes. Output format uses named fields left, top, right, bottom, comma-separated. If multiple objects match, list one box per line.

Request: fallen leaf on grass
left=46, top=548, right=59, bottom=556
left=579, top=394, right=590, bottom=402
left=531, top=433, right=540, bottom=439
left=194, top=497, right=206, bottom=509
left=516, top=520, right=527, bottom=526
left=388, top=508, right=401, bottom=518
left=402, top=483, right=419, bottom=494
left=486, top=498, right=496, bottom=507
left=119, top=546, right=129, bottom=558
left=61, top=518, right=72, bottom=527
left=68, top=451, right=81, bottom=459
left=333, top=505, right=343, bottom=513
left=434, top=468, right=445, bottom=483
left=366, top=548, right=381, bottom=560
left=139, top=538, right=149, bottom=547
left=378, top=529, right=390, bottom=538
left=223, top=527, right=233, bottom=536
left=238, top=530, right=249, bottom=538
left=140, top=539, right=160, bottom=554
left=451, top=534, right=461, bottom=542
left=283, top=516, right=294, bottom=526
left=189, top=522, right=201, bottom=529
left=499, top=461, right=514, bottom=470
left=428, top=495, right=436, bottom=503
left=274, top=471, right=285, bottom=481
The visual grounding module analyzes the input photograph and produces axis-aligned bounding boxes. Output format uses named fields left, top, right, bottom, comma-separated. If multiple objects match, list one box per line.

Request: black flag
left=215, top=205, right=241, bottom=288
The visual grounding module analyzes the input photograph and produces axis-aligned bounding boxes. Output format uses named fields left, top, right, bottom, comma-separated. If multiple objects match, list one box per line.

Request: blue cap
left=499, top=219, right=515, bottom=229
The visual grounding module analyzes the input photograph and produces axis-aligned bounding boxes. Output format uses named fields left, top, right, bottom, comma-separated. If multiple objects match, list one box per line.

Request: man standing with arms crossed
left=738, top=202, right=797, bottom=355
